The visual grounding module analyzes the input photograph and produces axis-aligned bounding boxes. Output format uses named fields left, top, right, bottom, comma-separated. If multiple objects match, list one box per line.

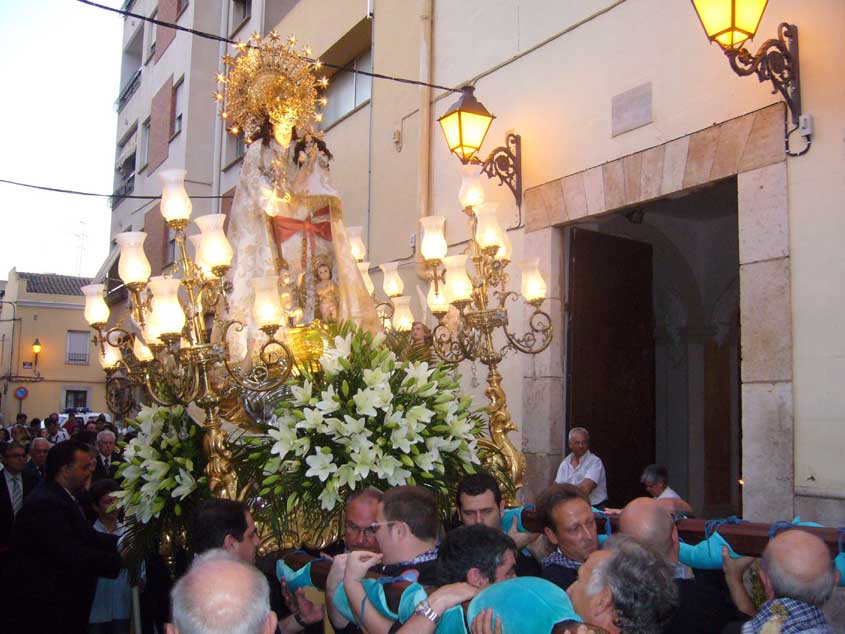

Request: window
left=321, top=49, right=372, bottom=128
left=65, top=390, right=88, bottom=409
left=146, top=10, right=157, bottom=61
left=66, top=331, right=90, bottom=365
left=225, top=131, right=246, bottom=167
left=140, top=118, right=151, bottom=167
left=172, top=77, right=185, bottom=137
left=231, top=0, right=252, bottom=32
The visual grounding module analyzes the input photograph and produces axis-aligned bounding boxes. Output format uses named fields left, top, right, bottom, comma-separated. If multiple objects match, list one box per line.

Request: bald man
left=728, top=529, right=838, bottom=634
left=619, top=497, right=747, bottom=634
left=167, top=550, right=278, bottom=634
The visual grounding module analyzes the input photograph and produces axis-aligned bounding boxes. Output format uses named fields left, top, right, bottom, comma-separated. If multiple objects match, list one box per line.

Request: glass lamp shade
left=194, top=214, right=233, bottom=269
left=426, top=280, right=449, bottom=317
left=251, top=276, right=283, bottom=328
left=188, top=234, right=215, bottom=279
left=379, top=262, right=404, bottom=297
left=147, top=276, right=186, bottom=336
left=358, top=262, right=375, bottom=295
left=497, top=227, right=513, bottom=262
left=115, top=232, right=152, bottom=286
left=391, top=296, right=415, bottom=332
left=691, top=0, right=768, bottom=50
left=443, top=254, right=473, bottom=303
left=32, top=339, right=42, bottom=355
left=519, top=258, right=547, bottom=302
left=99, top=343, right=121, bottom=370
left=419, top=216, right=448, bottom=262
left=133, top=336, right=154, bottom=363
left=437, top=86, right=495, bottom=163
left=474, top=203, right=505, bottom=253
left=158, top=169, right=193, bottom=225
left=458, top=164, right=486, bottom=209
left=81, top=284, right=110, bottom=327
left=143, top=319, right=164, bottom=347
left=347, top=226, right=367, bottom=262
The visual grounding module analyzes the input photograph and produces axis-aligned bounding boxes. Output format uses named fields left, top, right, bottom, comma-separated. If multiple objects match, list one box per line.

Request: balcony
left=110, top=174, right=135, bottom=209
left=115, top=68, right=142, bottom=113
left=66, top=352, right=90, bottom=365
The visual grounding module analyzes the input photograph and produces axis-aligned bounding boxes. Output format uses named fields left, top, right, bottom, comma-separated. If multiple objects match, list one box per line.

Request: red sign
left=14, top=386, right=28, bottom=400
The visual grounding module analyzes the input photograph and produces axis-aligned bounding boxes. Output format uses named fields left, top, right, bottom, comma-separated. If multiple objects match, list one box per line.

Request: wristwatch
left=413, top=599, right=441, bottom=624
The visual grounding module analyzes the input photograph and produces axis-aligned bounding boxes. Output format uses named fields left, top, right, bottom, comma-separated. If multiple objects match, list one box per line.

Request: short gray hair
left=171, top=549, right=271, bottom=634
left=96, top=430, right=115, bottom=443
left=568, top=427, right=589, bottom=441
left=763, top=541, right=836, bottom=606
left=588, top=535, right=678, bottom=634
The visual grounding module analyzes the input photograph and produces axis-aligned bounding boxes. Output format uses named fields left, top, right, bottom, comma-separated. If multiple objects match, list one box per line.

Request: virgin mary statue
left=223, top=127, right=381, bottom=364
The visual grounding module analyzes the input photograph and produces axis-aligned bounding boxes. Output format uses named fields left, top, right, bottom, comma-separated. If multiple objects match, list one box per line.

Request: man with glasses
left=1, top=441, right=38, bottom=557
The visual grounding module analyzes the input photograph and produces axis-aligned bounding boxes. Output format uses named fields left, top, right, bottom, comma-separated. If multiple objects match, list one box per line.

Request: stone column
left=520, top=225, right=566, bottom=503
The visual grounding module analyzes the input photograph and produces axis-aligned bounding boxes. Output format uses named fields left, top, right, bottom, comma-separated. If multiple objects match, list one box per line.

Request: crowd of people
left=0, top=418, right=840, bottom=634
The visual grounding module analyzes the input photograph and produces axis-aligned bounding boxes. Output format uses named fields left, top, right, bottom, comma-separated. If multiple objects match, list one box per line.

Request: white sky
left=0, top=0, right=123, bottom=280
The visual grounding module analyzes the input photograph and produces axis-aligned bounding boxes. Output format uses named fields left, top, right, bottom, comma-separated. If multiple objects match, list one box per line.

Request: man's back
left=665, top=576, right=744, bottom=634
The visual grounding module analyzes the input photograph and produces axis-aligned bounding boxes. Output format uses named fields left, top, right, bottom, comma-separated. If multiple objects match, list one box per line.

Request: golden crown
left=216, top=31, right=329, bottom=145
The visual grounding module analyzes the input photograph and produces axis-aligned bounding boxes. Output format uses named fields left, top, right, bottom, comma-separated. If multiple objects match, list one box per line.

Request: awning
left=115, top=134, right=137, bottom=171
left=93, top=245, right=119, bottom=284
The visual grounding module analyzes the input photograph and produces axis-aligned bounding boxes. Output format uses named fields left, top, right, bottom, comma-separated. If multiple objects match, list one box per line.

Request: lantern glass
left=497, top=227, right=513, bottom=262
left=147, top=276, right=186, bottom=336
left=99, top=343, right=121, bottom=370
left=437, top=86, right=494, bottom=163
left=358, top=262, right=374, bottom=295
left=188, top=234, right=215, bottom=279
left=458, top=164, right=486, bottom=209
left=115, top=232, right=152, bottom=286
left=379, top=262, right=404, bottom=297
left=519, top=258, right=547, bottom=302
left=443, top=254, right=473, bottom=303
left=133, top=336, right=154, bottom=363
left=159, top=169, right=193, bottom=225
left=391, top=296, right=415, bottom=332
left=474, top=203, right=505, bottom=253
left=32, top=339, right=42, bottom=355
left=419, top=216, right=448, bottom=262
left=691, top=0, right=768, bottom=49
left=426, top=280, right=449, bottom=317
left=347, top=226, right=367, bottom=262
left=251, top=276, right=283, bottom=328
left=81, top=284, right=110, bottom=327
left=194, top=214, right=233, bottom=269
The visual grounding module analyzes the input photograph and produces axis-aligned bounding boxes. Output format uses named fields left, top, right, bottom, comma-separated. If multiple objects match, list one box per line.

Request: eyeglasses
left=369, top=520, right=402, bottom=532
left=346, top=522, right=378, bottom=537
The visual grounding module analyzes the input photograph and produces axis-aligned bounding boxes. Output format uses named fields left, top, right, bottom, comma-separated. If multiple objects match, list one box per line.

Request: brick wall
left=154, top=0, right=179, bottom=63
left=147, top=76, right=173, bottom=174
left=143, top=203, right=168, bottom=276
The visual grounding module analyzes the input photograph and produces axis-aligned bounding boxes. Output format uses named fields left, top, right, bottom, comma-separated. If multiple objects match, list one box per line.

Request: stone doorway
left=521, top=103, right=793, bottom=522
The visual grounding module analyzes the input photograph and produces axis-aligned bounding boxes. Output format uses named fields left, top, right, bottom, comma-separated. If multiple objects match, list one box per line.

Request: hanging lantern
left=147, top=276, right=186, bottom=340
left=691, top=0, right=769, bottom=50
left=419, top=216, right=448, bottom=263
left=251, top=276, right=283, bottom=330
left=426, top=280, right=449, bottom=319
left=519, top=258, right=547, bottom=304
left=438, top=86, right=495, bottom=163
left=474, top=203, right=506, bottom=254
left=195, top=214, right=234, bottom=272
left=391, top=296, right=415, bottom=332
left=443, top=254, right=473, bottom=305
left=380, top=262, right=404, bottom=297
left=159, top=169, right=193, bottom=227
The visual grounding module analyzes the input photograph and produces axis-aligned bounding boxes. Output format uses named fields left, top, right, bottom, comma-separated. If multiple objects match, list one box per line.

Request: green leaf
left=342, top=380, right=350, bottom=398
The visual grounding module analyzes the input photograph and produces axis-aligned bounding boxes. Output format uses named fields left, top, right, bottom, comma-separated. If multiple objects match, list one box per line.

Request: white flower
left=319, top=352, right=341, bottom=375
left=343, top=433, right=374, bottom=454
left=352, top=388, right=378, bottom=417
left=363, top=367, right=390, bottom=389
left=296, top=408, right=324, bottom=432
left=136, top=404, right=157, bottom=426
left=121, top=463, right=142, bottom=484
left=317, top=385, right=341, bottom=414
left=292, top=436, right=311, bottom=457
left=351, top=444, right=379, bottom=479
left=341, top=414, right=369, bottom=437
left=335, top=464, right=358, bottom=490
left=406, top=404, right=434, bottom=426
left=318, top=477, right=341, bottom=511
left=446, top=415, right=475, bottom=439
left=414, top=450, right=440, bottom=471
left=123, top=441, right=138, bottom=461
left=143, top=460, right=170, bottom=483
left=402, top=362, right=433, bottom=388
left=331, top=334, right=353, bottom=358
left=172, top=468, right=197, bottom=500
left=457, top=439, right=481, bottom=465
left=268, top=422, right=298, bottom=461
left=305, top=447, right=338, bottom=482
left=290, top=380, right=314, bottom=406
left=375, top=455, right=412, bottom=486
left=371, top=331, right=386, bottom=348
left=390, top=426, right=422, bottom=453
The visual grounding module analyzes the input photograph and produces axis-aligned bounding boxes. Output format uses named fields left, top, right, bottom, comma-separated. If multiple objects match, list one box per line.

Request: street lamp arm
left=500, top=292, right=554, bottom=355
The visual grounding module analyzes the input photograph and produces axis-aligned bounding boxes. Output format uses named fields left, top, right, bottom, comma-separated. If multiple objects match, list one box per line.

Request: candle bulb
left=147, top=276, right=186, bottom=339
left=391, top=296, right=415, bottom=332
left=443, top=254, right=473, bottom=305
left=379, top=262, right=404, bottom=297
left=195, top=213, right=234, bottom=272
left=519, top=258, right=547, bottom=303
left=81, top=284, right=110, bottom=328
left=419, top=216, right=448, bottom=262
left=474, top=203, right=505, bottom=254
left=115, top=232, right=152, bottom=287
left=458, top=163, right=485, bottom=209
left=251, top=276, right=283, bottom=330
left=347, top=226, right=367, bottom=262
left=159, top=169, right=193, bottom=227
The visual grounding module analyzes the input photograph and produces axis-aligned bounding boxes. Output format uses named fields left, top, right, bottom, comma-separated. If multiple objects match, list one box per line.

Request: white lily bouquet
left=231, top=322, right=485, bottom=541
left=114, top=404, right=210, bottom=577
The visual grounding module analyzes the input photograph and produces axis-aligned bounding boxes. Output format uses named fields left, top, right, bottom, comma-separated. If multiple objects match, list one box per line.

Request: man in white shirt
left=554, top=427, right=607, bottom=507
left=640, top=464, right=692, bottom=515
left=45, top=414, right=70, bottom=444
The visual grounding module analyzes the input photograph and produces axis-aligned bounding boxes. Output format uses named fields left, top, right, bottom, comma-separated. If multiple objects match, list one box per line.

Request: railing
left=66, top=352, right=90, bottom=365
left=109, top=174, right=135, bottom=209
left=115, top=68, right=142, bottom=113
left=121, top=0, right=136, bottom=12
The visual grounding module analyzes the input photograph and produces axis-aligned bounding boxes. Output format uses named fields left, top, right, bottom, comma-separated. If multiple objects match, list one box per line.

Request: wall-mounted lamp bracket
left=725, top=23, right=801, bottom=126
left=471, top=133, right=522, bottom=207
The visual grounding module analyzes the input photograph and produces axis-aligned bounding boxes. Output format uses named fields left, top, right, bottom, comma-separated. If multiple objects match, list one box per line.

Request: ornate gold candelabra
left=420, top=204, right=552, bottom=493
left=81, top=170, right=296, bottom=498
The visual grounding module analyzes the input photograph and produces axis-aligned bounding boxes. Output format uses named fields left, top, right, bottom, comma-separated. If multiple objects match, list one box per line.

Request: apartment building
left=0, top=269, right=107, bottom=421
